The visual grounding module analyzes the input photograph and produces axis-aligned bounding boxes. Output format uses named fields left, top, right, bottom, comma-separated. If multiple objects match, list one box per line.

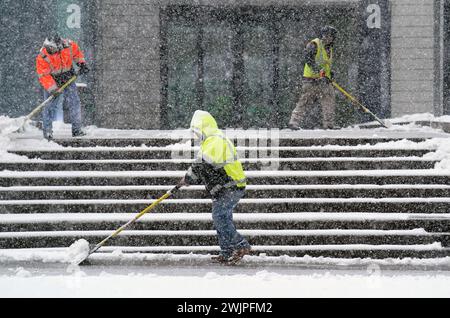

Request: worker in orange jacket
left=36, top=34, right=89, bottom=140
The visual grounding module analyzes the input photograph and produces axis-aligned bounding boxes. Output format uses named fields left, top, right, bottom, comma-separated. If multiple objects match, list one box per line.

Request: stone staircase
left=1, top=132, right=450, bottom=259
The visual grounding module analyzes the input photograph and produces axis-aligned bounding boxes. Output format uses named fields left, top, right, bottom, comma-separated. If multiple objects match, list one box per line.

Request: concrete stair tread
left=3, top=186, right=449, bottom=200
left=2, top=184, right=450, bottom=191
left=12, top=127, right=449, bottom=139
left=8, top=145, right=438, bottom=151
left=3, top=212, right=450, bottom=223
left=1, top=169, right=449, bottom=177
left=2, top=197, right=450, bottom=204
left=3, top=245, right=449, bottom=261
left=4, top=244, right=447, bottom=255
left=1, top=230, right=448, bottom=252
left=8, top=147, right=435, bottom=160
left=1, top=228, right=448, bottom=238
left=51, top=243, right=450, bottom=252
left=1, top=197, right=450, bottom=214
left=4, top=245, right=450, bottom=264
left=0, top=158, right=437, bottom=172
left=0, top=157, right=438, bottom=163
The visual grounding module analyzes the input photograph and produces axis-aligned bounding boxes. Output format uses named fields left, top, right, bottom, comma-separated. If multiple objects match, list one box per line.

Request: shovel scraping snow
left=74, top=184, right=182, bottom=266
left=13, top=75, right=78, bottom=134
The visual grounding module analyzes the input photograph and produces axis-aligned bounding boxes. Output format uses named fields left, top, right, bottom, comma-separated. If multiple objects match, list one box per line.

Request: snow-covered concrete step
left=2, top=184, right=449, bottom=200
left=0, top=229, right=448, bottom=251
left=0, top=157, right=438, bottom=171
left=50, top=137, right=430, bottom=148
left=1, top=170, right=450, bottom=187
left=1, top=197, right=450, bottom=213
left=8, top=147, right=434, bottom=160
left=360, top=121, right=450, bottom=133
left=53, top=138, right=186, bottom=148
left=71, top=244, right=450, bottom=260
left=2, top=244, right=450, bottom=261
left=1, top=213, right=449, bottom=232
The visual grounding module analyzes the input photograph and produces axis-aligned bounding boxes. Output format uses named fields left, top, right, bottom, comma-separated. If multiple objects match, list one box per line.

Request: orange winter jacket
left=36, top=39, right=85, bottom=92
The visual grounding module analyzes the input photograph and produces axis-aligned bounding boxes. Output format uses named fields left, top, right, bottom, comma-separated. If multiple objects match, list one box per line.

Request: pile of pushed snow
left=66, top=239, right=90, bottom=265
left=375, top=112, right=450, bottom=133
left=0, top=116, right=30, bottom=161
left=0, top=115, right=27, bottom=135
left=0, top=115, right=58, bottom=161
left=420, top=138, right=450, bottom=170
left=379, top=113, right=450, bottom=170
left=14, top=267, right=32, bottom=278
left=431, top=141, right=450, bottom=170
left=388, top=112, right=450, bottom=124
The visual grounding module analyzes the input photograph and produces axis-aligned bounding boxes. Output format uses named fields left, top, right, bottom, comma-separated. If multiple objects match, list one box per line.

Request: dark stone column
left=358, top=0, right=391, bottom=120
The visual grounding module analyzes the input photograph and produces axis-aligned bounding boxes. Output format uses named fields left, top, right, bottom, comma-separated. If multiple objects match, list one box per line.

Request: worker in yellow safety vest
left=289, top=26, right=338, bottom=130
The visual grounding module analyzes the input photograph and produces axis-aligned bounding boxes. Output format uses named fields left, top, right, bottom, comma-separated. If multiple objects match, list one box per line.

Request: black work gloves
left=318, top=69, right=336, bottom=84
left=48, top=87, right=61, bottom=97
left=77, top=63, right=90, bottom=75
left=330, top=71, right=335, bottom=81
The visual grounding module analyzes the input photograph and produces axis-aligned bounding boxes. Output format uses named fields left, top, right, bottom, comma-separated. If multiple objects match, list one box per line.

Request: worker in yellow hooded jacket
left=178, top=110, right=251, bottom=264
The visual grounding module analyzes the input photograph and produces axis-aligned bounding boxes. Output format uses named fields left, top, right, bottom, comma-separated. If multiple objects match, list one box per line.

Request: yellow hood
left=190, top=110, right=220, bottom=140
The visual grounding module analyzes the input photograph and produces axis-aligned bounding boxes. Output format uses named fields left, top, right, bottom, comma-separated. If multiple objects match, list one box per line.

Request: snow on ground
left=1, top=249, right=450, bottom=297
left=1, top=267, right=450, bottom=298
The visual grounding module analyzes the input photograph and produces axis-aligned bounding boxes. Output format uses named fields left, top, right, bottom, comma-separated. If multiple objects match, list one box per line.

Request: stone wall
left=390, top=0, right=438, bottom=117
left=95, top=0, right=162, bottom=129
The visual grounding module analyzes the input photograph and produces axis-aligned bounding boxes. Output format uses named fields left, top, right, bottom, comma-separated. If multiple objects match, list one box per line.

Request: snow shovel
left=75, top=184, right=183, bottom=266
left=14, top=75, right=78, bottom=133
left=331, top=80, right=391, bottom=129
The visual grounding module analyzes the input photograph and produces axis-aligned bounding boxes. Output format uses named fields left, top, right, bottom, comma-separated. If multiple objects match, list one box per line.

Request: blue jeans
left=212, top=188, right=250, bottom=258
left=42, top=82, right=82, bottom=136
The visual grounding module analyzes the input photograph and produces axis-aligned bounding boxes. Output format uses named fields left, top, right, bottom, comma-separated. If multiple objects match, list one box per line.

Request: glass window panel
left=166, top=22, right=198, bottom=129
left=202, top=22, right=234, bottom=128
left=241, top=23, right=273, bottom=129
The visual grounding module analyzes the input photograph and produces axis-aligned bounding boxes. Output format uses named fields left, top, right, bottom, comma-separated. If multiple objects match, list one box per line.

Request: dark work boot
left=43, top=132, right=53, bottom=141
left=228, top=247, right=252, bottom=265
left=72, top=129, right=86, bottom=137
left=323, top=124, right=339, bottom=130
left=211, top=254, right=230, bottom=264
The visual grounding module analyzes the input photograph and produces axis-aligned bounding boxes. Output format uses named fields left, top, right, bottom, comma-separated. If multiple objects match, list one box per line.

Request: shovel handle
left=76, top=184, right=183, bottom=265
left=18, top=76, right=78, bottom=131
left=331, top=80, right=388, bottom=128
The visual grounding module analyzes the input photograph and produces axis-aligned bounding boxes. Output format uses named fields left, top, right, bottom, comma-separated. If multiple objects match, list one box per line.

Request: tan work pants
left=289, top=80, right=336, bottom=129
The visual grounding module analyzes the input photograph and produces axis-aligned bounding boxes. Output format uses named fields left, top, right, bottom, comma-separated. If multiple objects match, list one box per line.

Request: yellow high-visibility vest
left=303, top=38, right=333, bottom=79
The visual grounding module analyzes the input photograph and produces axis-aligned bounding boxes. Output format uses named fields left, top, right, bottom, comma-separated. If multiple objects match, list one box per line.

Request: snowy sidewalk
left=1, top=249, right=450, bottom=297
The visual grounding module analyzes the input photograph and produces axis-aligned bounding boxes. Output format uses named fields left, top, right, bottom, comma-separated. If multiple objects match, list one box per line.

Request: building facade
left=0, top=0, right=448, bottom=129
